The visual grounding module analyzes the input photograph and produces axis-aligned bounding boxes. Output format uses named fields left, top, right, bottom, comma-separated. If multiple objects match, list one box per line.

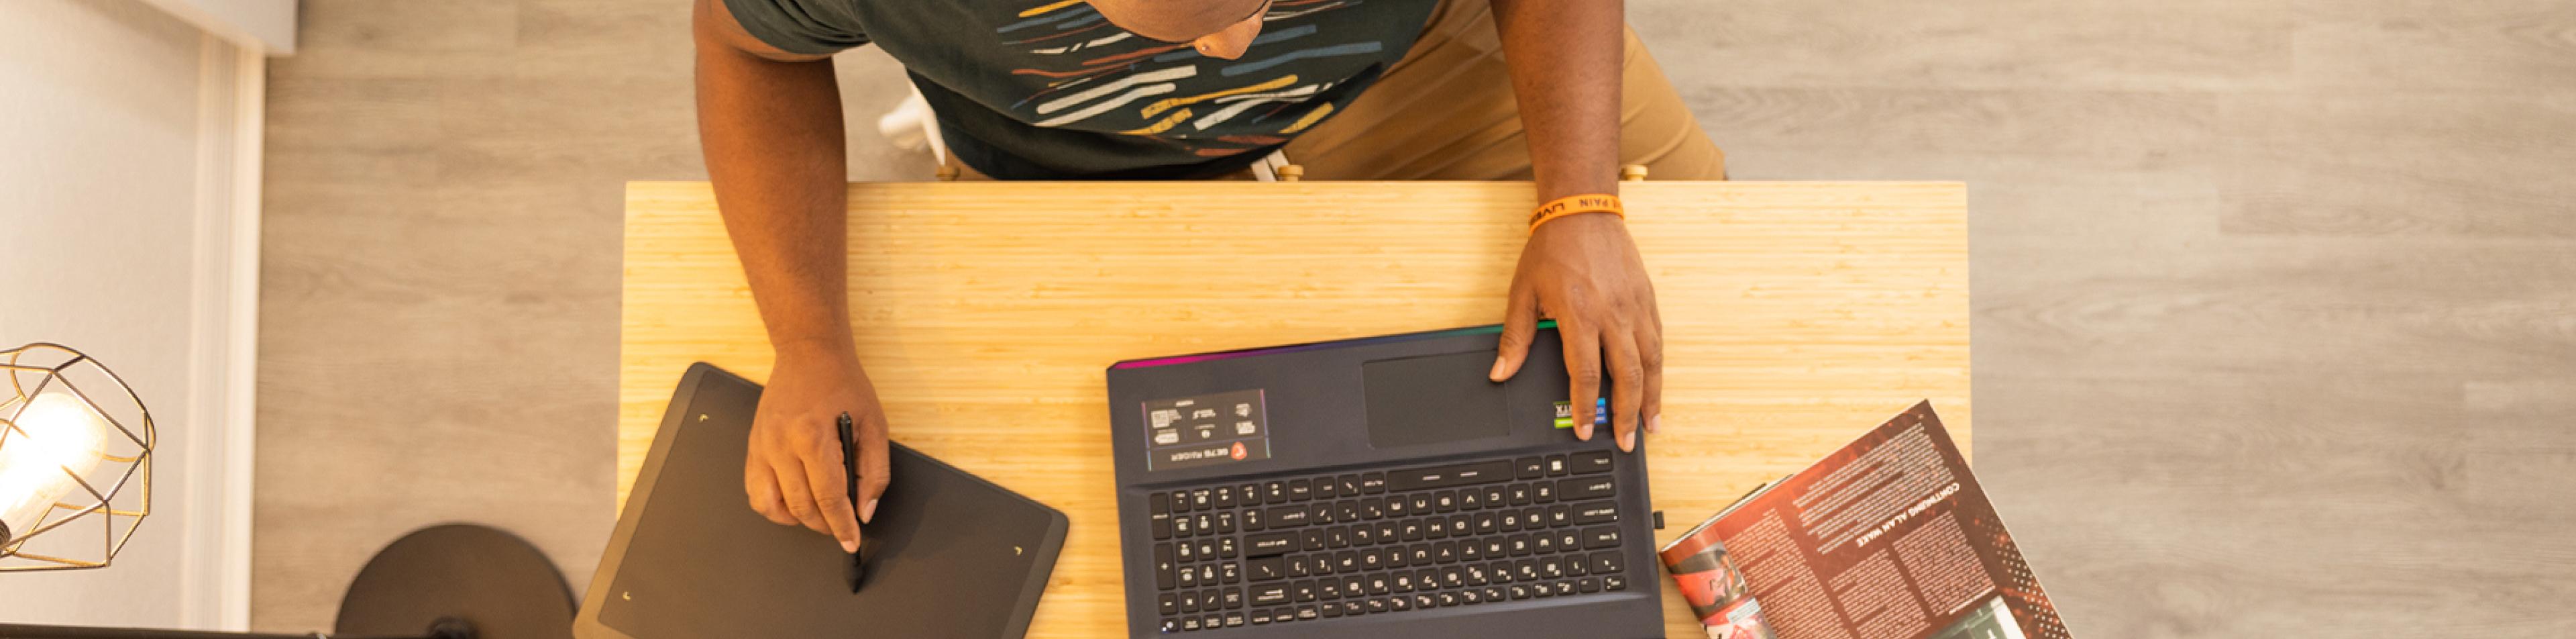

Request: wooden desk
left=618, top=181, right=1968, bottom=638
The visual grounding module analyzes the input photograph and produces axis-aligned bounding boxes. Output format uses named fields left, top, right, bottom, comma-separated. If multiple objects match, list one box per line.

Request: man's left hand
left=1491, top=213, right=1660, bottom=452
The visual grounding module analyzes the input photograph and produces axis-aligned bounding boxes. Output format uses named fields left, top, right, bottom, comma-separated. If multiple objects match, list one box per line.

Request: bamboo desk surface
left=617, top=181, right=1969, bottom=638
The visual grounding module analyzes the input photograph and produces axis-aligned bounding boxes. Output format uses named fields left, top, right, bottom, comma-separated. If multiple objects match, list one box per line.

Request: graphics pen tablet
left=577, top=364, right=1068, bottom=639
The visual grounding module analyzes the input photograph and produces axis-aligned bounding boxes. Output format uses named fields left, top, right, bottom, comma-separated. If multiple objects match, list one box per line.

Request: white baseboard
left=180, top=34, right=264, bottom=632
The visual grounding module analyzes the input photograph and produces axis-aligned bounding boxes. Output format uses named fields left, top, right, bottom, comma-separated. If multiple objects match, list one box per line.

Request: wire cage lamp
left=0, top=342, right=153, bottom=571
left=0, top=342, right=572, bottom=639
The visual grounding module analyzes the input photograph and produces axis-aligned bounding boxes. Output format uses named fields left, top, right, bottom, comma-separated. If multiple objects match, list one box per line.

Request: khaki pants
left=949, top=0, right=1725, bottom=181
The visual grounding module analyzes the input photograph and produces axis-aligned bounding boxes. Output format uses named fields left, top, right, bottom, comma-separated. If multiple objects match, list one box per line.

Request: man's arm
left=694, top=0, right=891, bottom=553
left=1489, top=0, right=1623, bottom=203
left=1485, top=0, right=1664, bottom=452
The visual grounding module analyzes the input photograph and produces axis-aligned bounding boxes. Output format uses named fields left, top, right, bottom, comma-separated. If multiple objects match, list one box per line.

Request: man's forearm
left=694, top=12, right=855, bottom=354
left=1490, top=0, right=1625, bottom=201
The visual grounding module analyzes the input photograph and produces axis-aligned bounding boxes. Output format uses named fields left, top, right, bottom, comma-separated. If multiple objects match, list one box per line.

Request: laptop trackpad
left=1362, top=351, right=1511, bottom=448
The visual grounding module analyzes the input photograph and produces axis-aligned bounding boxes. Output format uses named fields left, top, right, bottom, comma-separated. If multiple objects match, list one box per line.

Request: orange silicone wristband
left=1527, top=194, right=1625, bottom=232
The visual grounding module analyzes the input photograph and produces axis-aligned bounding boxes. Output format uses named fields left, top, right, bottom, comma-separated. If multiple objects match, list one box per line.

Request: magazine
left=1658, top=401, right=2071, bottom=639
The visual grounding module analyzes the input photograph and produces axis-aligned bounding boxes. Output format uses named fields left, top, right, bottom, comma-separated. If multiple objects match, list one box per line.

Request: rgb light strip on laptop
left=1110, top=321, right=1558, bottom=370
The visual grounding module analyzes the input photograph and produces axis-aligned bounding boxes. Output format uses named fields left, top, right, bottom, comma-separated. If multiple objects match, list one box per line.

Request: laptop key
left=1248, top=557, right=1287, bottom=581
left=1246, top=532, right=1296, bottom=556
left=1571, top=501, right=1619, bottom=525
left=1388, top=460, right=1513, bottom=491
left=1582, top=526, right=1622, bottom=549
left=1570, top=450, right=1613, bottom=474
left=1603, top=575, right=1627, bottom=591
left=1154, top=495, right=1175, bottom=538
left=1251, top=584, right=1291, bottom=605
left=1560, top=477, right=1615, bottom=500
left=1155, top=543, right=1176, bottom=589
left=1591, top=550, right=1625, bottom=575
left=1515, top=456, right=1545, bottom=479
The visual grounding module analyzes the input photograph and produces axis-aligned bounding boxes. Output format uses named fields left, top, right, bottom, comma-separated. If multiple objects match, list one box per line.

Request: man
left=693, top=0, right=1723, bottom=554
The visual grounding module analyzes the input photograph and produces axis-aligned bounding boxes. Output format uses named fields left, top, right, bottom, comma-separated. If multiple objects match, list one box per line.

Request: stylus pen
left=837, top=411, right=867, bottom=593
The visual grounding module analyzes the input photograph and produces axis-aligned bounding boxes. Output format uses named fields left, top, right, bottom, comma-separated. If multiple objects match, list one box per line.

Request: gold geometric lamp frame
left=0, top=342, right=154, bottom=571
left=0, top=342, right=572, bottom=639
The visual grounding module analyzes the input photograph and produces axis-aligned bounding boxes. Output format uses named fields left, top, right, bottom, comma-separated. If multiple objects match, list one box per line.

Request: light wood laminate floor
left=257, top=0, right=2576, bottom=634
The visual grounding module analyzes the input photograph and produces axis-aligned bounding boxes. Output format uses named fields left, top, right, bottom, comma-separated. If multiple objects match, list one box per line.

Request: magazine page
left=1659, top=401, right=2070, bottom=639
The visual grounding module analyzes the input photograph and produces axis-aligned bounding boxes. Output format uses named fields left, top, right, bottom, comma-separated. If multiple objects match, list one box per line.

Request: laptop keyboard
left=1145, top=450, right=1631, bottom=633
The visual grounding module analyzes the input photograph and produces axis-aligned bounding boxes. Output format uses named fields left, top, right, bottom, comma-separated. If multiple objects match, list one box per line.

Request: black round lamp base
left=335, top=524, right=575, bottom=639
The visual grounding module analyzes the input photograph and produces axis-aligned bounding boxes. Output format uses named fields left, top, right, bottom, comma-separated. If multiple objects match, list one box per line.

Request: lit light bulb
left=0, top=391, right=111, bottom=545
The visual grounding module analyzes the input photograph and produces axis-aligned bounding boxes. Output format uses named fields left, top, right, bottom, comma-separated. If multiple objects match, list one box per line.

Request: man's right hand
left=745, top=342, right=892, bottom=553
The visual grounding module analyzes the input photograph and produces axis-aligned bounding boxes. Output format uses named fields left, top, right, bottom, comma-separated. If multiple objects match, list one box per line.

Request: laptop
left=1107, top=325, right=1662, bottom=637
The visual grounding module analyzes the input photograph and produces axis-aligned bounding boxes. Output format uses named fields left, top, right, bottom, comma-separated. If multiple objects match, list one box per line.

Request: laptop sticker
left=1552, top=398, right=1612, bottom=429
left=1144, top=389, right=1272, bottom=471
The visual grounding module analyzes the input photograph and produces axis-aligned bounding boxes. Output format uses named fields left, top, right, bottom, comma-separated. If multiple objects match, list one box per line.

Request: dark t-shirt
left=724, top=0, right=1438, bottom=179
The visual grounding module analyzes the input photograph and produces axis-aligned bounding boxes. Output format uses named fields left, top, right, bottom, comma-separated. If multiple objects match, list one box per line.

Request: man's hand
left=1491, top=213, right=1661, bottom=452
left=745, top=342, right=892, bottom=552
